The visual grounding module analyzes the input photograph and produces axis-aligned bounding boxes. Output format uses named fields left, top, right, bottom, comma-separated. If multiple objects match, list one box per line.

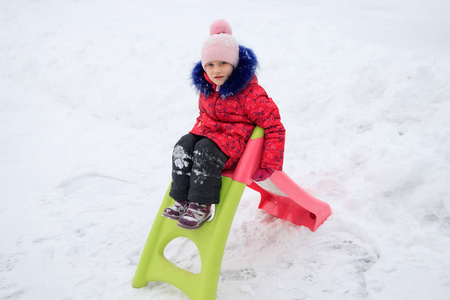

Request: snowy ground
left=1, top=0, right=450, bottom=299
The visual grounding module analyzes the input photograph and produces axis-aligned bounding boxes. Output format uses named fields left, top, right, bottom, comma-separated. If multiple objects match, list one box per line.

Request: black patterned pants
left=169, top=134, right=229, bottom=204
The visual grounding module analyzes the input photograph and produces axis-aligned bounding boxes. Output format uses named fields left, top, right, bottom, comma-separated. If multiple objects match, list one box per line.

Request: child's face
left=204, top=61, right=234, bottom=87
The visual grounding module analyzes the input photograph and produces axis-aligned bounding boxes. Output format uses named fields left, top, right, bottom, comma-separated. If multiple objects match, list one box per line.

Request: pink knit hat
left=201, top=20, right=239, bottom=69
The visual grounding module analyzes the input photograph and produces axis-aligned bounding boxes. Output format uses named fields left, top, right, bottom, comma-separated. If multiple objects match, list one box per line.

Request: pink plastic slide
left=222, top=127, right=331, bottom=231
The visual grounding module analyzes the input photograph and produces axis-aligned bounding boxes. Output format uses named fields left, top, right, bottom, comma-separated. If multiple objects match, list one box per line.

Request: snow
left=1, top=0, right=450, bottom=299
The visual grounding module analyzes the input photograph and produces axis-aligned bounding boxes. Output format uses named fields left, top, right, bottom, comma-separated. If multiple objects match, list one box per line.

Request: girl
left=163, top=20, right=285, bottom=229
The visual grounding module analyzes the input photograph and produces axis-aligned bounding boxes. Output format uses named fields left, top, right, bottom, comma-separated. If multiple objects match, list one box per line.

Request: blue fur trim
left=191, top=45, right=258, bottom=97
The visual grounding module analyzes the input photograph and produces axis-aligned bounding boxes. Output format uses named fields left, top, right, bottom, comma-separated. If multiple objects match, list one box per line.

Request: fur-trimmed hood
left=192, top=45, right=258, bottom=98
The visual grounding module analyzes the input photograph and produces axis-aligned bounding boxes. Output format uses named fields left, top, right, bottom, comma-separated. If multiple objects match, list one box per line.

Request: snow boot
left=162, top=200, right=189, bottom=221
left=177, top=202, right=212, bottom=230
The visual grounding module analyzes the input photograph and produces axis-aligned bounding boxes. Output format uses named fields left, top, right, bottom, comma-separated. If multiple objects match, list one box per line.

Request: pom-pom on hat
left=201, top=20, right=239, bottom=69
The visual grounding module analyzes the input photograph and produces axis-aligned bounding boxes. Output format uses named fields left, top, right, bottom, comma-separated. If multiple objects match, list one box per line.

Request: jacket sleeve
left=244, top=86, right=286, bottom=171
left=191, top=95, right=206, bottom=131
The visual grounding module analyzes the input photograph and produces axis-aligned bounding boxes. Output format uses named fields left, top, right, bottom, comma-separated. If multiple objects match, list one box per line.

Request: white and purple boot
left=162, top=200, right=189, bottom=221
left=177, top=202, right=212, bottom=230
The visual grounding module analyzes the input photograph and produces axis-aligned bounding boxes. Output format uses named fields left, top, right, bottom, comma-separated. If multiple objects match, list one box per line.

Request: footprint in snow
left=305, top=231, right=380, bottom=297
left=220, top=268, right=257, bottom=282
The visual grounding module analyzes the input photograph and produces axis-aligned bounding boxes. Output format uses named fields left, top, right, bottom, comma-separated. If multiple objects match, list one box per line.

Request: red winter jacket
left=190, top=46, right=285, bottom=171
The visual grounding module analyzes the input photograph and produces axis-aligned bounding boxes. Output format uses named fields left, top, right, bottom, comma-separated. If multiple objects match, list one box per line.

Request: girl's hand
left=252, top=168, right=274, bottom=182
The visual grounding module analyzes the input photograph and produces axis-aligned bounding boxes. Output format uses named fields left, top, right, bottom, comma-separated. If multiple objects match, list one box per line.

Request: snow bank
left=1, top=0, right=449, bottom=299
